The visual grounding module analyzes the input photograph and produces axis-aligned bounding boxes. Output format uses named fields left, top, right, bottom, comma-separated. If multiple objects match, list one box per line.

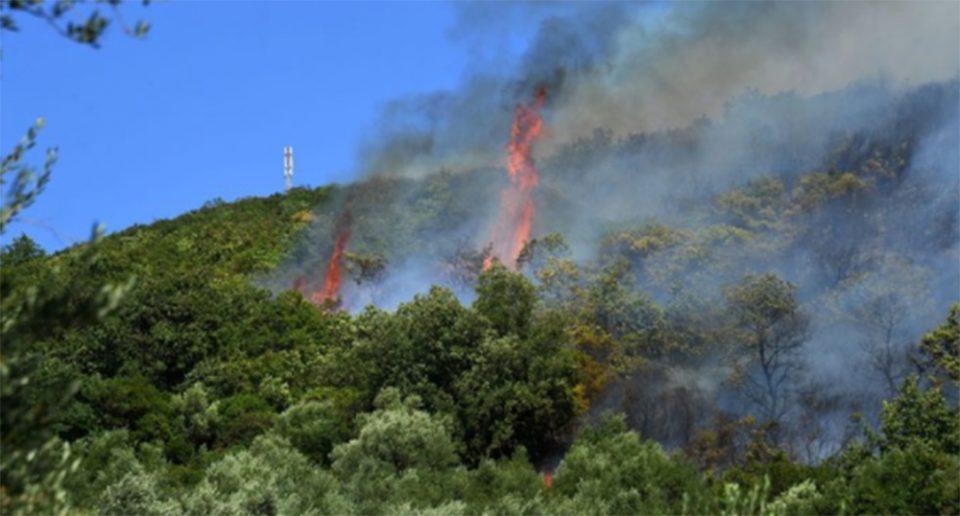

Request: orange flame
left=543, top=472, right=553, bottom=489
left=312, top=211, right=352, bottom=305
left=485, top=87, right=547, bottom=270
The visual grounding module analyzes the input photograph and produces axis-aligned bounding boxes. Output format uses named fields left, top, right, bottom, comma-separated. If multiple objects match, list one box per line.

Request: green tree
left=1, top=234, right=45, bottom=266
left=1, top=226, right=133, bottom=514
left=214, top=394, right=275, bottom=448
left=473, top=263, right=537, bottom=337
left=878, top=375, right=958, bottom=454
left=580, top=259, right=668, bottom=365
left=176, top=434, right=349, bottom=515
left=277, top=399, right=352, bottom=465
left=725, top=274, right=810, bottom=424
left=331, top=388, right=458, bottom=477
left=455, top=314, right=580, bottom=462
left=554, top=414, right=710, bottom=514
left=914, top=303, right=960, bottom=383
left=843, top=441, right=959, bottom=515
left=329, top=388, right=459, bottom=509
left=344, top=286, right=487, bottom=415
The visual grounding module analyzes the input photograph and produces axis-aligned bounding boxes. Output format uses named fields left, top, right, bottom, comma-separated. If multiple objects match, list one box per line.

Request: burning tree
left=484, top=87, right=547, bottom=270
left=311, top=209, right=353, bottom=306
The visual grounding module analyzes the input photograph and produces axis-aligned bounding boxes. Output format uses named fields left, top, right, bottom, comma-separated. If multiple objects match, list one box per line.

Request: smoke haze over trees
left=272, top=0, right=959, bottom=457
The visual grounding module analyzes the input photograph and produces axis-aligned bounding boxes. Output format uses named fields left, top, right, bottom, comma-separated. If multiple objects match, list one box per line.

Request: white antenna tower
left=283, top=146, right=294, bottom=192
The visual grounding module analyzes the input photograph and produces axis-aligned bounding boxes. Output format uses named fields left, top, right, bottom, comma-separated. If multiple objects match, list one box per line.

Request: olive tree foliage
left=0, top=121, right=67, bottom=515
left=0, top=119, right=55, bottom=232
left=330, top=388, right=459, bottom=509
left=0, top=129, right=135, bottom=512
left=553, top=414, right=710, bottom=514
left=170, top=382, right=221, bottom=447
left=1, top=0, right=150, bottom=48
left=331, top=388, right=458, bottom=478
left=0, top=4, right=149, bottom=510
left=0, top=0, right=152, bottom=234
left=725, top=274, right=810, bottom=425
left=90, top=433, right=350, bottom=515
left=175, top=434, right=349, bottom=515
left=0, top=0, right=153, bottom=227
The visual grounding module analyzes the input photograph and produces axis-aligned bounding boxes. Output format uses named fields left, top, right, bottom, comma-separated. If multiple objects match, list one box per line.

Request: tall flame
left=485, top=87, right=547, bottom=270
left=312, top=210, right=352, bottom=305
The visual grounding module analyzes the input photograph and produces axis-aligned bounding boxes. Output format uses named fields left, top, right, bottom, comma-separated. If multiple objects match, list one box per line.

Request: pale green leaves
left=0, top=118, right=56, bottom=233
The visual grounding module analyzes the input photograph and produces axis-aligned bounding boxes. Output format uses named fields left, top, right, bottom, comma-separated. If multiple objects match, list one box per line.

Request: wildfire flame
left=312, top=210, right=352, bottom=305
left=484, top=87, right=547, bottom=270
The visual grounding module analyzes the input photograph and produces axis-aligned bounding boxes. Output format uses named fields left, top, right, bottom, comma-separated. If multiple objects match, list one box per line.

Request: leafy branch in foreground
left=0, top=120, right=135, bottom=516
left=0, top=118, right=56, bottom=233
left=1, top=0, right=150, bottom=48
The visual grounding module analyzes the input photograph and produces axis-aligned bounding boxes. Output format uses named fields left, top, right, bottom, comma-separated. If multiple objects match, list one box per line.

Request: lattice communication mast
left=283, top=146, right=294, bottom=192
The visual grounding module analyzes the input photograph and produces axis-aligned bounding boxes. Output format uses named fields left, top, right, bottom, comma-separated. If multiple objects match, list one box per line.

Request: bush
left=215, top=394, right=275, bottom=448
left=844, top=441, right=959, bottom=515
left=331, top=388, right=458, bottom=478
left=278, top=399, right=351, bottom=464
left=178, top=433, right=350, bottom=515
left=554, top=415, right=710, bottom=514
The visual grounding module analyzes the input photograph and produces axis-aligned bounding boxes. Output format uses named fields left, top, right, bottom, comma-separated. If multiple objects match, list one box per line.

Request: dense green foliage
left=2, top=173, right=956, bottom=513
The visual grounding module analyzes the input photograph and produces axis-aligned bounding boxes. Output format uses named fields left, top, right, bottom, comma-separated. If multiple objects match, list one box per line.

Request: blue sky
left=1, top=2, right=518, bottom=250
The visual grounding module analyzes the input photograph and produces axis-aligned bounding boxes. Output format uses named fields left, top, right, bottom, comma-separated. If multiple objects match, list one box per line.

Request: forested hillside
left=2, top=79, right=958, bottom=514
left=3, top=1, right=959, bottom=514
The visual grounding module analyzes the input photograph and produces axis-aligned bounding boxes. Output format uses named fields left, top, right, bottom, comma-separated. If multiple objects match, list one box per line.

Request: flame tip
left=487, top=90, right=546, bottom=269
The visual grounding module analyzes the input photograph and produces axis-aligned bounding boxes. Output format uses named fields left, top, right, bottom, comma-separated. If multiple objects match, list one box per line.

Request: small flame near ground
left=484, top=87, right=547, bottom=270
left=543, top=472, right=553, bottom=489
left=312, top=215, right=351, bottom=305
left=295, top=209, right=352, bottom=306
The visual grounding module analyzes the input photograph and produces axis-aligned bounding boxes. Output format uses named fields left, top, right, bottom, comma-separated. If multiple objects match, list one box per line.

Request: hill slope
left=1, top=83, right=958, bottom=514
